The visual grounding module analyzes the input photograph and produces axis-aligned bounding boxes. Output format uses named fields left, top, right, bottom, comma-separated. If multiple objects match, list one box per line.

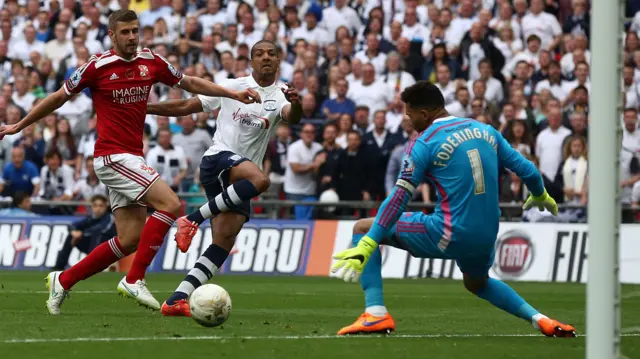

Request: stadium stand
left=0, top=0, right=636, bottom=222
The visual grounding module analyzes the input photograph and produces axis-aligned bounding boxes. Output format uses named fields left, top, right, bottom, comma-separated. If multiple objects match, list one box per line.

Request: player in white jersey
left=145, top=40, right=303, bottom=316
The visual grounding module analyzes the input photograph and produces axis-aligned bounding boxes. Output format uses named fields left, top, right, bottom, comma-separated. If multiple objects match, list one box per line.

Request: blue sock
left=187, top=179, right=260, bottom=224
left=476, top=278, right=539, bottom=322
left=167, top=244, right=229, bottom=305
left=352, top=234, right=384, bottom=309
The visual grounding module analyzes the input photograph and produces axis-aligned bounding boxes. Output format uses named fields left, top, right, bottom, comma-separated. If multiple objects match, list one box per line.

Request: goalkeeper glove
left=331, top=236, right=378, bottom=283
left=523, top=190, right=558, bottom=216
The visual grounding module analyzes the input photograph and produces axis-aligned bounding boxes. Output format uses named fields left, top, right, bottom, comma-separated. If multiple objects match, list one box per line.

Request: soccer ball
left=189, top=284, right=232, bottom=328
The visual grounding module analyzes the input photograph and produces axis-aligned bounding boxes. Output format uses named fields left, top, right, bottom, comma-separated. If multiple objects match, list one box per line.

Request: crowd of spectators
left=1, top=0, right=640, bottom=221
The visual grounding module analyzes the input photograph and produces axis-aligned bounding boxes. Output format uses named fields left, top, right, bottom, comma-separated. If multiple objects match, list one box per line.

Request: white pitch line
left=7, top=333, right=639, bottom=344
left=1, top=290, right=424, bottom=298
left=0, top=290, right=356, bottom=296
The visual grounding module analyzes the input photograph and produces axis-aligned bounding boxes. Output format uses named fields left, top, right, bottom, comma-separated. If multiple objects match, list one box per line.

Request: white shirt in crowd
left=535, top=126, right=571, bottom=180
left=521, top=11, right=561, bottom=49
left=436, top=81, right=457, bottom=105
left=55, top=93, right=93, bottom=130
left=535, top=79, right=570, bottom=103
left=322, top=5, right=362, bottom=39
left=401, top=23, right=430, bottom=43
left=354, top=51, right=387, bottom=75
left=44, top=40, right=74, bottom=71
left=621, top=127, right=640, bottom=203
left=489, top=18, right=522, bottom=39
left=39, top=164, right=74, bottom=198
left=237, top=28, right=263, bottom=48
left=215, top=41, right=239, bottom=58
left=290, top=26, right=331, bottom=47
left=445, top=101, right=471, bottom=118
left=283, top=139, right=323, bottom=195
left=146, top=144, right=188, bottom=185
left=347, top=80, right=393, bottom=122
left=560, top=50, right=591, bottom=77
left=9, top=39, right=45, bottom=62
left=382, top=71, right=416, bottom=94
left=468, top=77, right=504, bottom=104
left=12, top=92, right=36, bottom=112
left=72, top=178, right=108, bottom=200
left=502, top=49, right=540, bottom=78
left=492, top=37, right=523, bottom=65
left=199, top=75, right=290, bottom=168
left=199, top=11, right=228, bottom=35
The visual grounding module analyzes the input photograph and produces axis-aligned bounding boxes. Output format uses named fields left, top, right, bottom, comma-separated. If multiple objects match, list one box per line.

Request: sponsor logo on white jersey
left=231, top=108, right=270, bottom=129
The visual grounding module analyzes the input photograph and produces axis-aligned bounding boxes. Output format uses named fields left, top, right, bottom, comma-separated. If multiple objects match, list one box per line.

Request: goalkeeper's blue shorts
left=384, top=212, right=495, bottom=278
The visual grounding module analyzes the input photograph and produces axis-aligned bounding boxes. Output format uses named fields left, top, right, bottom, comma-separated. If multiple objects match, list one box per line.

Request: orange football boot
left=537, top=317, right=577, bottom=337
left=161, top=300, right=191, bottom=317
left=174, top=216, right=198, bottom=253
left=337, top=313, right=395, bottom=335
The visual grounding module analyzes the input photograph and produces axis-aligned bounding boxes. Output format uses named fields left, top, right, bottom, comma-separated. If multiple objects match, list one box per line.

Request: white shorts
left=94, top=153, right=160, bottom=210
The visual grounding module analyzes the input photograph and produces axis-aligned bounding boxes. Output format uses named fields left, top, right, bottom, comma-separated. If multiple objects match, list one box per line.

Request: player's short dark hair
left=574, top=85, right=588, bottom=94
left=250, top=40, right=277, bottom=59
left=44, top=149, right=62, bottom=161
left=549, top=60, right=561, bottom=69
left=479, top=58, right=492, bottom=67
left=108, top=9, right=138, bottom=31
left=90, top=194, right=109, bottom=204
left=346, top=130, right=361, bottom=139
left=624, top=107, right=638, bottom=114
left=236, top=55, right=249, bottom=63
left=11, top=191, right=29, bottom=208
left=401, top=81, right=445, bottom=110
left=323, top=122, right=339, bottom=132
left=575, top=61, right=589, bottom=69
left=373, top=109, right=386, bottom=118
left=157, top=128, right=172, bottom=136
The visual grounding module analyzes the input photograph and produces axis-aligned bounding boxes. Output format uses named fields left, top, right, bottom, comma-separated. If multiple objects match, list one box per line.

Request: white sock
left=531, top=313, right=548, bottom=329
left=366, top=305, right=388, bottom=317
left=198, top=202, right=214, bottom=220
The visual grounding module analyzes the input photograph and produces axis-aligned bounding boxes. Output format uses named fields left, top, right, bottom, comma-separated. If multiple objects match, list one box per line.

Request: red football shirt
left=64, top=48, right=183, bottom=157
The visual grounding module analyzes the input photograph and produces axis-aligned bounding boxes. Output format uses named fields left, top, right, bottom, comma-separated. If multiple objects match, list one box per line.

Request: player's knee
left=118, top=236, right=139, bottom=254
left=162, top=193, right=182, bottom=216
left=463, top=275, right=488, bottom=294
left=353, top=218, right=373, bottom=234
left=249, top=173, right=270, bottom=193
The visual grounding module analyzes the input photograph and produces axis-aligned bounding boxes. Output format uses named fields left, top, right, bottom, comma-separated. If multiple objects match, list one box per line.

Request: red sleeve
left=152, top=51, right=184, bottom=88
left=64, top=57, right=97, bottom=95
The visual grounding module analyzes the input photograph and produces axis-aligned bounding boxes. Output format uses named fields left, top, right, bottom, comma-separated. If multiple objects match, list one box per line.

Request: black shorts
left=199, top=151, right=251, bottom=220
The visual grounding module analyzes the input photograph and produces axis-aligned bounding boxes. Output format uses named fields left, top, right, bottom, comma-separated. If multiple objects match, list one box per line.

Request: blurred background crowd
left=0, top=0, right=639, bottom=222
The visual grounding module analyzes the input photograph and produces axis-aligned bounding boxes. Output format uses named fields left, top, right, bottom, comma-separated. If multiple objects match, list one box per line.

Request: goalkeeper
left=331, top=81, right=576, bottom=338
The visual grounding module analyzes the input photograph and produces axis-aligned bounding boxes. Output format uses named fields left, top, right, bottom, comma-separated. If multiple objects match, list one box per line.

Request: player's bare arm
left=147, top=97, right=204, bottom=117
left=0, top=87, right=70, bottom=138
left=281, top=83, right=303, bottom=124
left=178, top=76, right=261, bottom=105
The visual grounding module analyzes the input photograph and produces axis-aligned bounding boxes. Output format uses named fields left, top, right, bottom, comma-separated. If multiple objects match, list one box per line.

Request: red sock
left=59, top=237, right=127, bottom=290
left=126, top=210, right=176, bottom=283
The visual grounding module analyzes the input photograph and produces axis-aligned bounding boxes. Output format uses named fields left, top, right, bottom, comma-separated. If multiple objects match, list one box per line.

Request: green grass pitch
left=1, top=272, right=639, bottom=359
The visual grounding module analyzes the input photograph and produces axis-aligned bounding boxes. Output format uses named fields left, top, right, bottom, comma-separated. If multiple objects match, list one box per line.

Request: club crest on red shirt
left=139, top=65, right=149, bottom=79
left=125, top=69, right=135, bottom=79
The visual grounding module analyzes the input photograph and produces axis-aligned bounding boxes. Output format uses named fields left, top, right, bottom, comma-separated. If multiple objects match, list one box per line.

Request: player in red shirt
left=0, top=10, right=260, bottom=315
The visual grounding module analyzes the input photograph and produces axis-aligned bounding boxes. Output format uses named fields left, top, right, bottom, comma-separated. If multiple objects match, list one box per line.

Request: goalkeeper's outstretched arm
left=491, top=127, right=545, bottom=197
